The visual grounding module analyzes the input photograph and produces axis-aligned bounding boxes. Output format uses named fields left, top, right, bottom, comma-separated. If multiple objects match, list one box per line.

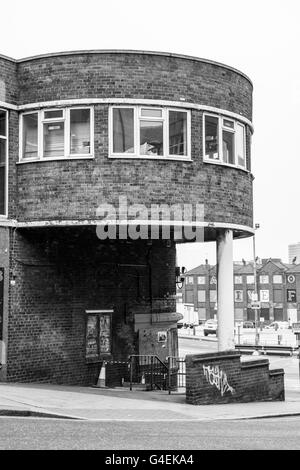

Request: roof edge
left=0, top=49, right=253, bottom=86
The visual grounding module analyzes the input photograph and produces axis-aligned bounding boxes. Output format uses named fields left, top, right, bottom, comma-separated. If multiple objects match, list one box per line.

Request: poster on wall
left=86, top=310, right=112, bottom=361
left=86, top=315, right=98, bottom=359
left=99, top=314, right=111, bottom=353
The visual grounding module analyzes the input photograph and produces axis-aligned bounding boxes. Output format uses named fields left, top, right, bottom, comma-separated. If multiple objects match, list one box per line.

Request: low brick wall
left=186, top=351, right=284, bottom=405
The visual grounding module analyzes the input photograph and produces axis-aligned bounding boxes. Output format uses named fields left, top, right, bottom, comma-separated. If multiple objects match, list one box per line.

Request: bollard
left=278, top=334, right=282, bottom=345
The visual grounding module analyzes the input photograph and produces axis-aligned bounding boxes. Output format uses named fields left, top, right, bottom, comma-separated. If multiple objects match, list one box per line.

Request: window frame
left=259, top=275, right=269, bottom=284
left=19, top=106, right=94, bottom=162
left=203, top=113, right=247, bottom=170
left=0, top=109, right=8, bottom=218
left=109, top=105, right=191, bottom=161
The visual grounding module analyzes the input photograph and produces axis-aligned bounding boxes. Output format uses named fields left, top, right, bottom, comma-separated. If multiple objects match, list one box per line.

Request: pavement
left=0, top=356, right=299, bottom=422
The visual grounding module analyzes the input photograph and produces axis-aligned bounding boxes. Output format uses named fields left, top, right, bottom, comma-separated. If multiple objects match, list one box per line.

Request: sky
left=1, top=0, right=300, bottom=269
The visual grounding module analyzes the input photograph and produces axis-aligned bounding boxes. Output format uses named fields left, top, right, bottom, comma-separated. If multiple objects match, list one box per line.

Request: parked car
left=265, top=321, right=289, bottom=330
left=203, top=319, right=218, bottom=336
left=242, top=321, right=255, bottom=328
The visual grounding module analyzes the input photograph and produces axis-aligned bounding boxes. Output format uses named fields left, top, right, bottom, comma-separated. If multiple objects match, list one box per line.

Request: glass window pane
left=0, top=138, right=6, bottom=215
left=43, top=122, right=65, bottom=158
left=44, top=110, right=63, bottom=119
left=222, top=129, right=235, bottom=164
left=140, top=120, right=163, bottom=156
left=223, top=119, right=234, bottom=129
left=113, top=108, right=134, bottom=153
left=236, top=123, right=245, bottom=167
left=205, top=116, right=219, bottom=159
left=70, top=109, right=90, bottom=155
left=23, top=113, right=38, bottom=159
left=169, top=111, right=187, bottom=156
left=0, top=111, right=6, bottom=136
left=141, top=108, right=162, bottom=118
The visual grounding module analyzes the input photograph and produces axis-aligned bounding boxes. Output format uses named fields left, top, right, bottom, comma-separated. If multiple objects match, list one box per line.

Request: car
left=242, top=321, right=255, bottom=328
left=265, top=321, right=289, bottom=330
left=203, top=319, right=218, bottom=336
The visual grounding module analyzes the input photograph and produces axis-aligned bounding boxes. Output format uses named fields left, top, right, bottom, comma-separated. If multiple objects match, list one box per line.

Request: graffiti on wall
left=203, top=364, right=235, bottom=397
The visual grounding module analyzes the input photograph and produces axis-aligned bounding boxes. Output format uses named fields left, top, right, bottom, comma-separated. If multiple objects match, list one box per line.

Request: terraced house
left=0, top=50, right=254, bottom=385
left=181, top=258, right=300, bottom=325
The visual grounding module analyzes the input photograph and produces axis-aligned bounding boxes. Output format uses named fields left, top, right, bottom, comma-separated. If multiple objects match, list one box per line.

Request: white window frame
left=246, top=275, right=255, bottom=284
left=109, top=105, right=191, bottom=161
left=234, top=275, right=243, bottom=284
left=197, top=276, right=206, bottom=285
left=234, top=290, right=243, bottom=302
left=260, top=290, right=270, bottom=302
left=198, top=290, right=206, bottom=302
left=19, top=107, right=94, bottom=162
left=0, top=109, right=8, bottom=217
left=186, top=276, right=194, bottom=285
left=259, top=275, right=269, bottom=284
left=273, top=275, right=283, bottom=284
left=203, top=113, right=247, bottom=170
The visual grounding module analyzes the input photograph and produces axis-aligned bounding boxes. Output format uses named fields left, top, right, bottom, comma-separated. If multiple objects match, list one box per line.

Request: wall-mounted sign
left=85, top=310, right=113, bottom=361
left=157, top=331, right=167, bottom=342
left=287, top=275, right=295, bottom=284
left=287, top=289, right=297, bottom=303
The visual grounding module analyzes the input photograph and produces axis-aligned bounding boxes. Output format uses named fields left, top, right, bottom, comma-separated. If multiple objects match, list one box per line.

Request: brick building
left=0, top=50, right=254, bottom=384
left=181, top=258, right=300, bottom=324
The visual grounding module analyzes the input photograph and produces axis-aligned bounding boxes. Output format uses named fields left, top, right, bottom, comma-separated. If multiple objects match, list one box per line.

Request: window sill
left=16, top=155, right=95, bottom=164
left=109, top=154, right=192, bottom=162
left=203, top=158, right=249, bottom=173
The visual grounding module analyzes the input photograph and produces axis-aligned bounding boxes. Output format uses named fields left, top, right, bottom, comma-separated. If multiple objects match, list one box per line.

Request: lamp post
left=252, top=223, right=260, bottom=346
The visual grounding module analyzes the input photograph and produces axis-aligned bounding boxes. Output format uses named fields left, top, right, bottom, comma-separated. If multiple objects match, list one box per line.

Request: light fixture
left=175, top=266, right=186, bottom=289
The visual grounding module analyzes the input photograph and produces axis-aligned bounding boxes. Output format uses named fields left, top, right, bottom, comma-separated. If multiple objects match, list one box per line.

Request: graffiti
left=203, top=364, right=235, bottom=396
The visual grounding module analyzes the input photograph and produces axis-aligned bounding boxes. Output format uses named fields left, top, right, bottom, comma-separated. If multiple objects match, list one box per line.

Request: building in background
left=180, top=258, right=300, bottom=325
left=288, top=243, right=300, bottom=264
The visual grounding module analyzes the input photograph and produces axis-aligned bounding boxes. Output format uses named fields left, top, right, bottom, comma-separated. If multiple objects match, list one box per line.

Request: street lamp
left=252, top=223, right=260, bottom=346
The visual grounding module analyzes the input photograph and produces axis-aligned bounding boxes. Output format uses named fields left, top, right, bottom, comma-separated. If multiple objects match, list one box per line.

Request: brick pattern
left=186, top=351, right=284, bottom=405
left=6, top=228, right=176, bottom=384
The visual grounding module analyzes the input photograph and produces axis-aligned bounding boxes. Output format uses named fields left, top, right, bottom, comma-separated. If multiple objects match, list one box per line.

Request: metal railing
left=128, top=355, right=186, bottom=393
left=167, top=356, right=186, bottom=394
left=128, top=355, right=169, bottom=391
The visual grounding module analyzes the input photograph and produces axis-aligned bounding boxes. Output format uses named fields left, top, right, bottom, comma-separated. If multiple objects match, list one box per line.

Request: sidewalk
left=0, top=369, right=299, bottom=421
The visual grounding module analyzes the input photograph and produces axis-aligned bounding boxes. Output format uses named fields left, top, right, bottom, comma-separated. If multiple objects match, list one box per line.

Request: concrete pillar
left=216, top=229, right=235, bottom=351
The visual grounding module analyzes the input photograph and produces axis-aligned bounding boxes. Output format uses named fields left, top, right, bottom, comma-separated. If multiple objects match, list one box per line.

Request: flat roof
left=0, top=49, right=253, bottom=86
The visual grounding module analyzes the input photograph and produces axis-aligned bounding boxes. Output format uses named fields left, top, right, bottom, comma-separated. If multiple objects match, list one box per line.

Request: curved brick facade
left=0, top=51, right=254, bottom=385
left=2, top=51, right=253, bottom=234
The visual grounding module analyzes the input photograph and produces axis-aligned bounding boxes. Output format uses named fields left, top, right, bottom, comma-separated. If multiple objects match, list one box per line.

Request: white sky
left=1, top=0, right=300, bottom=268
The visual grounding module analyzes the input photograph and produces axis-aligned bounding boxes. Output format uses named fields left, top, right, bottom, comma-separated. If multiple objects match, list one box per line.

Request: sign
left=0, top=268, right=3, bottom=341
left=287, top=289, right=297, bottom=303
left=86, top=310, right=112, bottom=360
left=292, top=322, right=300, bottom=333
left=157, top=331, right=167, bottom=342
left=287, top=275, right=295, bottom=284
left=251, top=301, right=261, bottom=309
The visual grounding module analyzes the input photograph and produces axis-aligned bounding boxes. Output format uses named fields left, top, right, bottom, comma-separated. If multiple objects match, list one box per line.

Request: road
left=0, top=415, right=300, bottom=450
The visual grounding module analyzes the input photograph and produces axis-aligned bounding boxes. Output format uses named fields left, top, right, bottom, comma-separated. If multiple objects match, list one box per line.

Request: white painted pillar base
left=216, top=229, right=235, bottom=351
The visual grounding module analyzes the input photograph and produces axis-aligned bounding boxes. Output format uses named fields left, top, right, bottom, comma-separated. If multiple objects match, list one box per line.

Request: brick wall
left=6, top=227, right=176, bottom=385
left=0, top=51, right=253, bottom=228
left=16, top=53, right=252, bottom=119
left=0, top=56, right=18, bottom=104
left=186, top=351, right=284, bottom=405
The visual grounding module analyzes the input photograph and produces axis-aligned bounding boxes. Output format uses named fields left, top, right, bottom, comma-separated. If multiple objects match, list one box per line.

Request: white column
left=216, top=229, right=235, bottom=351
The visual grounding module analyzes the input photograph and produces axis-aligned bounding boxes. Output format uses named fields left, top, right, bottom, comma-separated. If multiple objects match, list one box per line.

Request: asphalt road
left=1, top=416, right=300, bottom=450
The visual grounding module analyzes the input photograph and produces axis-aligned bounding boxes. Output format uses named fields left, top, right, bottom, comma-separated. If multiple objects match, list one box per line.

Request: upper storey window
left=20, top=107, right=93, bottom=161
left=204, top=114, right=247, bottom=169
left=110, top=106, right=191, bottom=160
left=0, top=110, right=7, bottom=216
